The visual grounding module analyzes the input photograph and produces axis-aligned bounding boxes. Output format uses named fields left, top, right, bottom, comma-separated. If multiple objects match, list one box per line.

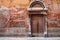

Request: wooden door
left=31, top=14, right=44, bottom=36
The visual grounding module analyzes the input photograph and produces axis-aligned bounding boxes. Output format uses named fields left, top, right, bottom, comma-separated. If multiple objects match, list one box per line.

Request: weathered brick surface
left=0, top=7, right=30, bottom=36
left=44, top=0, right=60, bottom=28
left=47, top=13, right=60, bottom=28
left=7, top=7, right=30, bottom=36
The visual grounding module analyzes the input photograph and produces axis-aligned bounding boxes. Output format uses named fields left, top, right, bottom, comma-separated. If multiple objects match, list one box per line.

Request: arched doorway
left=28, top=1, right=47, bottom=37
left=30, top=1, right=45, bottom=8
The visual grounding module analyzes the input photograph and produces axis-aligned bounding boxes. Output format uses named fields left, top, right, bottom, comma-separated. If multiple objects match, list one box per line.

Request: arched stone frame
left=28, top=0, right=48, bottom=37
left=30, top=1, right=45, bottom=8
left=29, top=0, right=47, bottom=8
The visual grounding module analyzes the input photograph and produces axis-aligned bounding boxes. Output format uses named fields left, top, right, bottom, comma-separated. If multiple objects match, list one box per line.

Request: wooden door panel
left=31, top=14, right=44, bottom=33
left=31, top=15, right=38, bottom=33
left=38, top=15, right=44, bottom=33
left=32, top=21, right=37, bottom=33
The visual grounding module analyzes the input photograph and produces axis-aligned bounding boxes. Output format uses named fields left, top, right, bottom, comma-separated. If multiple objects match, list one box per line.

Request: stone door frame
left=27, top=1, right=48, bottom=37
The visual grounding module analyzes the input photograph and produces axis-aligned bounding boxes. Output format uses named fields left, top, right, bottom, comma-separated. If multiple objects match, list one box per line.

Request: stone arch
left=30, top=1, right=45, bottom=8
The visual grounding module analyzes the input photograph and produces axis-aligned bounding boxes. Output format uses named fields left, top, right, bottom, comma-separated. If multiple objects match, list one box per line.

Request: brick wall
left=9, top=7, right=30, bottom=33
left=43, top=0, right=60, bottom=28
